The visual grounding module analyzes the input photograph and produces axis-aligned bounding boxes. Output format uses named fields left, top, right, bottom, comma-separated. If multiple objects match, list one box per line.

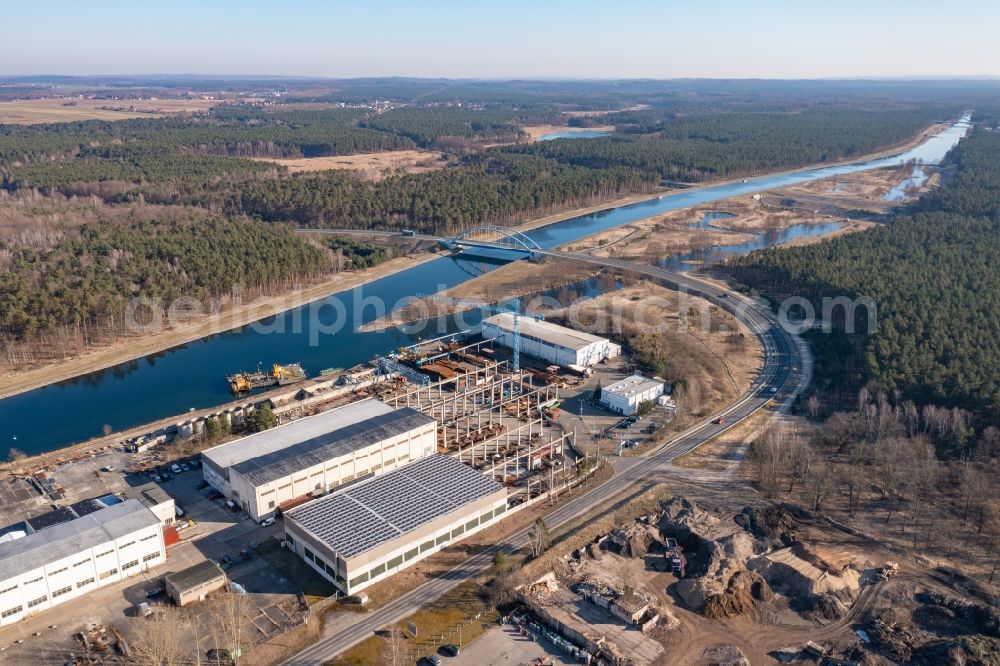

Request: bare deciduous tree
left=380, top=624, right=407, bottom=666
left=210, top=591, right=253, bottom=665
left=128, top=606, right=188, bottom=666
left=528, top=518, right=550, bottom=558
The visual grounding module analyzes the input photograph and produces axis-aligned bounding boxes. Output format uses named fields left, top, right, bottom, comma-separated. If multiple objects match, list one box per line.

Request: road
left=281, top=248, right=809, bottom=664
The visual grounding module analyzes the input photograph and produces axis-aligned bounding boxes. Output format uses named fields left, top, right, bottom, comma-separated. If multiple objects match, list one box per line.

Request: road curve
left=281, top=254, right=806, bottom=664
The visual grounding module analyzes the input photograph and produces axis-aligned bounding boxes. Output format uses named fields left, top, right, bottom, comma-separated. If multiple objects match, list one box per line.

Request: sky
left=3, top=0, right=998, bottom=79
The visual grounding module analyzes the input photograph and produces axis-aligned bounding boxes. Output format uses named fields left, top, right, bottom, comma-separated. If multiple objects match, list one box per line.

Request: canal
left=0, top=117, right=970, bottom=454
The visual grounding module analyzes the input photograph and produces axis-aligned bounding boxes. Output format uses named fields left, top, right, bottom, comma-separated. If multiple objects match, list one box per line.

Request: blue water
left=885, top=165, right=930, bottom=202
left=658, top=222, right=846, bottom=272
left=538, top=130, right=610, bottom=141
left=692, top=211, right=736, bottom=229
left=0, top=116, right=970, bottom=454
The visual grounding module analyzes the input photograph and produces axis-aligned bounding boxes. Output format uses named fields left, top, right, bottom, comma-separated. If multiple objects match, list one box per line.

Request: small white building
left=201, top=399, right=437, bottom=521
left=600, top=375, right=665, bottom=415
left=481, top=314, right=620, bottom=368
left=0, top=500, right=165, bottom=627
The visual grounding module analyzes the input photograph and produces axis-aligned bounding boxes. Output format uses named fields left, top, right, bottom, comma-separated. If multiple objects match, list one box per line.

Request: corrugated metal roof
left=603, top=375, right=663, bottom=399
left=164, top=560, right=226, bottom=592
left=286, top=455, right=504, bottom=559
left=202, top=398, right=395, bottom=471
left=483, top=313, right=608, bottom=351
left=0, top=500, right=160, bottom=582
left=231, top=408, right=436, bottom=487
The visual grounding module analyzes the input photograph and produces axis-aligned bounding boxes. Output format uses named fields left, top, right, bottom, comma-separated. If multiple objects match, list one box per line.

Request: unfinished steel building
left=377, top=339, right=576, bottom=500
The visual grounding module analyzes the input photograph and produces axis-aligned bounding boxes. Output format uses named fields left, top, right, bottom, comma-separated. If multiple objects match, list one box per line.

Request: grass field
left=0, top=98, right=217, bottom=124
left=328, top=580, right=497, bottom=666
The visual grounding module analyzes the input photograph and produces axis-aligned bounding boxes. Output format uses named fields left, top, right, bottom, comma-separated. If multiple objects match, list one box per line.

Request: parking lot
left=0, top=447, right=311, bottom=664
left=451, top=623, right=574, bottom=666
left=553, top=360, right=674, bottom=458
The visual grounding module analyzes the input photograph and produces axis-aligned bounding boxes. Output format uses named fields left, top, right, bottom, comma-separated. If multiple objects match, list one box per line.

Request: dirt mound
left=916, top=590, right=1000, bottom=637
left=798, top=589, right=852, bottom=622
left=733, top=505, right=799, bottom=544
left=659, top=496, right=725, bottom=542
left=749, top=547, right=861, bottom=598
left=910, top=635, right=1000, bottom=665
left=702, top=569, right=772, bottom=619
left=696, top=645, right=751, bottom=666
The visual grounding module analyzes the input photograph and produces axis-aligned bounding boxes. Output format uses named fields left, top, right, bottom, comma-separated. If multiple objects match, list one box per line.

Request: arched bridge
left=443, top=225, right=541, bottom=257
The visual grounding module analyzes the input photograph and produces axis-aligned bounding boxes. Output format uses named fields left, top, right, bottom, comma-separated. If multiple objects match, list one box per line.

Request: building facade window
left=76, top=578, right=95, bottom=588
left=52, top=586, right=72, bottom=598
left=27, top=596, right=47, bottom=608
left=73, top=558, right=92, bottom=567
left=142, top=552, right=161, bottom=563
left=1, top=605, right=23, bottom=619
left=121, top=560, right=140, bottom=571
left=99, top=569, right=118, bottom=580
left=0, top=584, right=18, bottom=594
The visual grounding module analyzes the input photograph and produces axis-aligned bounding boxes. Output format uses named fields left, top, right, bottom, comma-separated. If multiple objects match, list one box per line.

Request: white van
left=138, top=602, right=153, bottom=618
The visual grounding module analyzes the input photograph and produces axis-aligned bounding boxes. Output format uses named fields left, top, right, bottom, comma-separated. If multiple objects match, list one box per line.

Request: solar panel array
left=287, top=454, right=504, bottom=559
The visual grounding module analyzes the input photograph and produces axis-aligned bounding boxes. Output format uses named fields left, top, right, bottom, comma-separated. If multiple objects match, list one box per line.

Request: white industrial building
left=201, top=399, right=437, bottom=521
left=600, top=375, right=665, bottom=415
left=284, top=454, right=507, bottom=596
left=0, top=500, right=165, bottom=627
left=481, top=314, right=620, bottom=369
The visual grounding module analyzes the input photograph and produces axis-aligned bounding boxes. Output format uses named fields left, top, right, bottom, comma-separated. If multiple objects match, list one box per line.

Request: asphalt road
left=281, top=251, right=807, bottom=665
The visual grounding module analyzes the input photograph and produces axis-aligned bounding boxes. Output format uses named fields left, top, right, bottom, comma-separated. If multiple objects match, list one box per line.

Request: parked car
left=175, top=506, right=185, bottom=517
left=422, top=657, right=441, bottom=666
left=102, top=465, right=115, bottom=472
left=442, top=644, right=461, bottom=656
left=152, top=475, right=163, bottom=483
left=160, top=472, right=173, bottom=481
left=260, top=517, right=275, bottom=528
left=170, top=463, right=182, bottom=474
left=180, top=463, right=190, bottom=472
left=207, top=491, right=224, bottom=500
left=146, top=587, right=164, bottom=599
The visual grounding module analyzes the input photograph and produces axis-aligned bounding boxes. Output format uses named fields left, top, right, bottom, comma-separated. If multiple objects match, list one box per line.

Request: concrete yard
left=452, top=623, right=576, bottom=666
left=530, top=585, right=664, bottom=665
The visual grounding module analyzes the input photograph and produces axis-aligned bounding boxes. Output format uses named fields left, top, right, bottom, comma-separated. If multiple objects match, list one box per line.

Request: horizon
left=5, top=74, right=1000, bottom=82
left=4, top=0, right=999, bottom=79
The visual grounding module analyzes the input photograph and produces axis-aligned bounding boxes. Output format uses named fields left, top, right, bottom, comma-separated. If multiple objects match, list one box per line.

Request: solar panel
left=286, top=455, right=504, bottom=559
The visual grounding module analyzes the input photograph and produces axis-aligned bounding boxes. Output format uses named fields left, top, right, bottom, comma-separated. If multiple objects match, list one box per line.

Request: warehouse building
left=202, top=399, right=437, bottom=521
left=600, top=375, right=665, bottom=415
left=0, top=500, right=165, bottom=627
left=164, top=560, right=227, bottom=607
left=284, top=454, right=507, bottom=596
left=481, top=314, right=621, bottom=368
